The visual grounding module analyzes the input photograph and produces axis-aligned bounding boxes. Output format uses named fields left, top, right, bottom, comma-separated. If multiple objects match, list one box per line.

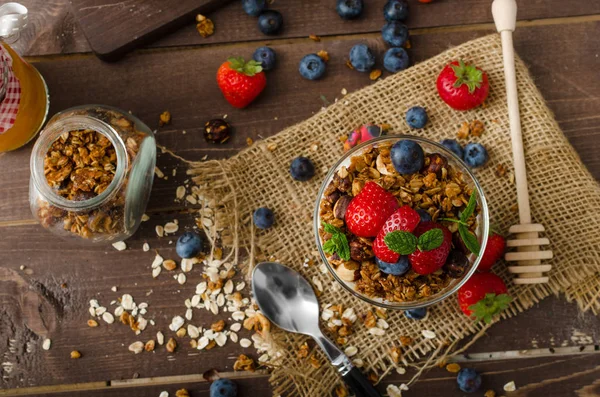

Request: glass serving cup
left=313, top=135, right=489, bottom=310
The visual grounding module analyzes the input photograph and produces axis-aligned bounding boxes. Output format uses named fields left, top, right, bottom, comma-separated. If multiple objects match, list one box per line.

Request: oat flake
left=422, top=330, right=436, bottom=339
left=142, top=243, right=150, bottom=252
left=503, top=381, right=516, bottom=392
left=112, top=241, right=126, bottom=251
left=102, top=312, right=115, bottom=324
left=185, top=308, right=193, bottom=321
left=42, top=339, right=51, bottom=350
left=188, top=325, right=200, bottom=339
left=151, top=254, right=163, bottom=268
left=155, top=225, right=164, bottom=237
left=128, top=341, right=144, bottom=354
left=159, top=392, right=169, bottom=397
left=176, top=186, right=186, bottom=200
left=215, top=333, right=227, bottom=347
left=177, top=273, right=187, bottom=285
left=121, top=294, right=134, bottom=310
left=152, top=267, right=162, bottom=278
left=230, top=323, right=242, bottom=332
left=344, top=346, right=358, bottom=357
left=239, top=338, right=252, bottom=348
left=156, top=331, right=164, bottom=345
left=164, top=222, right=179, bottom=234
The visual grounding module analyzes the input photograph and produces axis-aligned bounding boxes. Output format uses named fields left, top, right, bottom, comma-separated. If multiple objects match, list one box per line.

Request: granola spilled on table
left=318, top=141, right=481, bottom=303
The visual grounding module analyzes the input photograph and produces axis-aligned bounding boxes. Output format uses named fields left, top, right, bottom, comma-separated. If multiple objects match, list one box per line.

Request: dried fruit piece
left=87, top=319, right=99, bottom=327
left=317, top=50, right=329, bottom=62
left=166, top=337, right=177, bottom=353
left=159, top=111, right=171, bottom=126
left=70, top=350, right=81, bottom=359
left=196, top=14, right=214, bottom=38
left=369, top=69, right=382, bottom=81
left=175, top=389, right=190, bottom=397
left=145, top=340, right=156, bottom=352
left=233, top=354, right=256, bottom=371
left=204, top=119, right=232, bottom=144
left=446, top=363, right=461, bottom=373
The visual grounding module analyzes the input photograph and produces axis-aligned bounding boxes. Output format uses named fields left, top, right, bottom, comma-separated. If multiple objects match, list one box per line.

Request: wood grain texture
left=10, top=0, right=600, bottom=57
left=69, top=0, right=232, bottom=60
left=0, top=21, right=598, bottom=224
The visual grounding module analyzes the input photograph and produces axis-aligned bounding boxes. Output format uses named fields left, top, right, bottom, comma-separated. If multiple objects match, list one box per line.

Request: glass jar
left=0, top=38, right=50, bottom=151
left=29, top=105, right=156, bottom=243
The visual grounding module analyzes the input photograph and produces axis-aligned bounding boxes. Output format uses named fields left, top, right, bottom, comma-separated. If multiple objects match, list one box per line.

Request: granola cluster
left=37, top=108, right=148, bottom=239
left=318, top=142, right=479, bottom=303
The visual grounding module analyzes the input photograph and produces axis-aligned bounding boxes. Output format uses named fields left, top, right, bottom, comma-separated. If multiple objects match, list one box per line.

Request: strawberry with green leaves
left=345, top=181, right=399, bottom=238
left=217, top=57, right=266, bottom=109
left=458, top=272, right=511, bottom=323
left=372, top=205, right=421, bottom=263
left=436, top=60, right=489, bottom=111
left=407, top=222, right=452, bottom=275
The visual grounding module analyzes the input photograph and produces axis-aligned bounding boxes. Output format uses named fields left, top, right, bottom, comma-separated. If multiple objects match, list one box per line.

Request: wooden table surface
left=1, top=1, right=600, bottom=396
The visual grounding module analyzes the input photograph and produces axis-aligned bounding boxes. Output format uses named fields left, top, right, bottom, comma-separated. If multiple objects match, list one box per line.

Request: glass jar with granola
left=29, top=105, right=156, bottom=243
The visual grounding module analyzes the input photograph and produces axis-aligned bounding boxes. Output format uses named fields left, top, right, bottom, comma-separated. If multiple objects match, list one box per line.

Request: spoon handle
left=314, top=334, right=382, bottom=397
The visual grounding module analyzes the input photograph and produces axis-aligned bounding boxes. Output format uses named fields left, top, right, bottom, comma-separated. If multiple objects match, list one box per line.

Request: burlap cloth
left=188, top=34, right=600, bottom=396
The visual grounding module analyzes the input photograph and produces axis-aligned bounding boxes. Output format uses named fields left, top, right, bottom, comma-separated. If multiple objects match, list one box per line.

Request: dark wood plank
left=1, top=21, right=598, bottom=223
left=70, top=0, right=232, bottom=61
left=11, top=0, right=600, bottom=57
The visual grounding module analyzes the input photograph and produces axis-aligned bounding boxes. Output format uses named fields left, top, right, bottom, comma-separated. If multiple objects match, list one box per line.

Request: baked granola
left=318, top=141, right=481, bottom=303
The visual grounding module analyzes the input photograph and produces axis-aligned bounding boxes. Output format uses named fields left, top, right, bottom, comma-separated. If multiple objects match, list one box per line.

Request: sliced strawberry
left=457, top=272, right=510, bottom=323
left=345, top=181, right=399, bottom=238
left=373, top=205, right=421, bottom=263
left=408, top=222, right=452, bottom=275
left=477, top=233, right=506, bottom=272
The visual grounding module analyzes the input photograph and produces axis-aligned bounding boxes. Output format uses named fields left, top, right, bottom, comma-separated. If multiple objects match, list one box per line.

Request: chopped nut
left=159, top=111, right=171, bottom=126
left=363, top=311, right=377, bottom=328
left=233, top=354, right=255, bottom=371
left=175, top=389, right=190, bottom=397
left=484, top=390, right=496, bottom=397
left=246, top=137, right=254, bottom=146
left=211, top=320, right=226, bottom=332
left=308, top=354, right=322, bottom=369
left=389, top=346, right=402, bottom=364
left=87, top=319, right=99, bottom=327
left=345, top=60, right=354, bottom=70
left=399, top=335, right=413, bottom=346
left=297, top=342, right=310, bottom=359
left=176, top=327, right=187, bottom=338
left=495, top=163, right=507, bottom=177
left=457, top=121, right=470, bottom=139
left=369, top=69, right=382, bottom=81
left=317, top=50, right=329, bottom=62
left=144, top=340, right=155, bottom=352
left=446, top=363, right=461, bottom=373
left=309, top=34, right=320, bottom=42
left=470, top=120, right=484, bottom=137
left=266, top=142, right=278, bottom=151
left=335, top=385, right=349, bottom=397
left=162, top=259, right=177, bottom=271
left=166, top=338, right=177, bottom=353
left=70, top=350, right=81, bottom=359
left=196, top=14, right=215, bottom=38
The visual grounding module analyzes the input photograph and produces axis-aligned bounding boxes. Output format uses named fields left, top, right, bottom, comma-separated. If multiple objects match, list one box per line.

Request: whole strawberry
left=373, top=205, right=421, bottom=263
left=408, top=221, right=452, bottom=275
left=477, top=233, right=506, bottom=272
left=217, top=57, right=266, bottom=108
left=436, top=60, right=489, bottom=111
left=458, top=272, right=511, bottom=323
left=345, top=181, right=399, bottom=238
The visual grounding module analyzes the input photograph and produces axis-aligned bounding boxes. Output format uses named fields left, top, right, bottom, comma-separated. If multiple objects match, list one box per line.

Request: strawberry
left=477, top=233, right=506, bottom=272
left=345, top=181, right=399, bottom=238
left=373, top=205, right=421, bottom=263
left=217, top=57, right=266, bottom=108
left=436, top=60, right=489, bottom=111
left=457, top=272, right=511, bottom=323
left=408, top=222, right=452, bottom=275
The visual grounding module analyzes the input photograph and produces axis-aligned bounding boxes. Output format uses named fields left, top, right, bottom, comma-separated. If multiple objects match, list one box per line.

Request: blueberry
left=349, top=44, right=375, bottom=72
left=404, top=307, right=427, bottom=320
left=210, top=378, right=238, bottom=397
left=298, top=54, right=327, bottom=80
left=176, top=232, right=203, bottom=259
left=336, top=0, right=363, bottom=19
left=253, top=207, right=275, bottom=230
left=405, top=106, right=428, bottom=129
left=440, top=139, right=464, bottom=159
left=463, top=143, right=489, bottom=168
left=383, top=47, right=409, bottom=73
left=416, top=209, right=432, bottom=223
left=290, top=156, right=315, bottom=181
left=383, top=0, right=409, bottom=21
left=376, top=256, right=410, bottom=276
left=242, top=0, right=266, bottom=17
left=257, top=10, right=283, bottom=35
left=391, top=140, right=424, bottom=174
left=382, top=21, right=409, bottom=47
left=457, top=368, right=482, bottom=393
left=253, top=46, right=276, bottom=71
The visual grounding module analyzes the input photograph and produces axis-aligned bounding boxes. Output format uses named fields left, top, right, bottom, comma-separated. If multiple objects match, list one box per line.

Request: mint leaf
left=384, top=231, right=417, bottom=255
left=460, top=190, right=477, bottom=223
left=439, top=217, right=467, bottom=226
left=417, top=229, right=444, bottom=251
left=458, top=224, right=481, bottom=255
left=321, top=222, right=351, bottom=261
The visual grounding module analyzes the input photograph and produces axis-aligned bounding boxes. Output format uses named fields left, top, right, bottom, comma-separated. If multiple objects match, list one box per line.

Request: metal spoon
left=252, top=262, right=382, bottom=397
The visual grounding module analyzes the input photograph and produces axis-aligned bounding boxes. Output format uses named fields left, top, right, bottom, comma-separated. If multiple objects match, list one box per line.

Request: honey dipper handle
left=492, top=0, right=532, bottom=224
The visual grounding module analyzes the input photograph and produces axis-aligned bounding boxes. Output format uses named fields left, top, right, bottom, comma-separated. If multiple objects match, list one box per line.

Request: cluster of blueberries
left=241, top=0, right=283, bottom=35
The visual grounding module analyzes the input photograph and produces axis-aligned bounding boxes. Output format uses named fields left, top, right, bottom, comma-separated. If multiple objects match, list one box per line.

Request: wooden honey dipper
left=492, top=0, right=553, bottom=284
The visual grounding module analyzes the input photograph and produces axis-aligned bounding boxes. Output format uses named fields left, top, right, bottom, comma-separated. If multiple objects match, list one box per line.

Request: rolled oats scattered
left=114, top=306, right=124, bottom=316
left=95, top=306, right=107, bottom=316
left=210, top=302, right=219, bottom=315
left=353, top=358, right=364, bottom=367
left=166, top=338, right=177, bottom=353
left=224, top=280, right=234, bottom=294
left=387, top=385, right=402, bottom=397
left=156, top=331, right=164, bottom=345
left=187, top=325, right=200, bottom=339
left=503, top=381, right=516, bottom=392
left=396, top=367, right=406, bottom=375
left=177, top=273, right=187, bottom=285
left=155, top=225, right=164, bottom=237
left=196, top=282, right=208, bottom=295
left=152, top=267, right=162, bottom=278
left=344, top=346, right=358, bottom=357
left=159, top=392, right=169, bottom=397
left=164, top=222, right=179, bottom=234
left=141, top=213, right=150, bottom=222
left=368, top=328, right=385, bottom=336
left=185, top=308, right=193, bottom=321
left=181, top=258, right=198, bottom=273
left=102, top=312, right=115, bottom=324
left=230, top=323, right=242, bottom=332
left=216, top=293, right=225, bottom=307
left=377, top=318, right=389, bottom=330
left=137, top=316, right=148, bottom=331
left=169, top=316, right=185, bottom=332
left=229, top=332, right=238, bottom=343
left=215, top=332, right=227, bottom=347
left=42, top=339, right=51, bottom=350
left=151, top=254, right=163, bottom=268
left=176, top=186, right=186, bottom=200
left=121, top=294, right=134, bottom=310
left=112, top=241, right=126, bottom=251
left=235, top=281, right=246, bottom=291
left=197, top=336, right=209, bottom=350
left=239, top=338, right=252, bottom=348
left=422, top=330, right=436, bottom=339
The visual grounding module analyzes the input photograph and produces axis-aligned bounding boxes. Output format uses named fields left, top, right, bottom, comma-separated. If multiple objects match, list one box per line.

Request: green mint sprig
left=384, top=228, right=444, bottom=255
left=321, top=222, right=350, bottom=261
left=440, top=190, right=481, bottom=255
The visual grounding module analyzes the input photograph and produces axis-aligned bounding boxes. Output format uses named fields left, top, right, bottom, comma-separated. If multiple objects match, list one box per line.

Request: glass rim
left=313, top=135, right=489, bottom=310
left=30, top=114, right=128, bottom=211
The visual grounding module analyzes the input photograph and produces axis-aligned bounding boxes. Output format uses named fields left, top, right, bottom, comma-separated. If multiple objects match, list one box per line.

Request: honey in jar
left=0, top=3, right=49, bottom=152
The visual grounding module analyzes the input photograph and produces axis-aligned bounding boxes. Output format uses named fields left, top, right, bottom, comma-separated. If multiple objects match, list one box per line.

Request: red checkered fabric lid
left=0, top=45, right=21, bottom=134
